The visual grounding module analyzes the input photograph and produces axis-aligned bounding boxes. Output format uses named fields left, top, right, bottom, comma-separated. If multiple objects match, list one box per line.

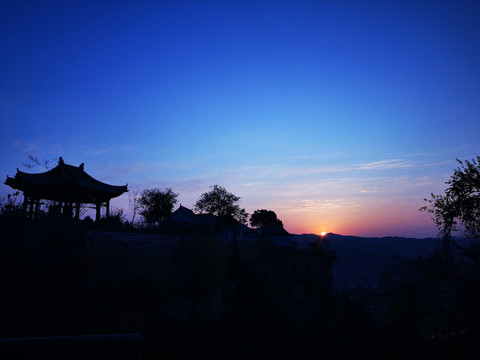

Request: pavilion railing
left=86, top=231, right=180, bottom=248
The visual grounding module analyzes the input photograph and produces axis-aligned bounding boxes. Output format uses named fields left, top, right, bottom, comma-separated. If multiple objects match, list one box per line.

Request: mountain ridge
left=294, top=232, right=437, bottom=293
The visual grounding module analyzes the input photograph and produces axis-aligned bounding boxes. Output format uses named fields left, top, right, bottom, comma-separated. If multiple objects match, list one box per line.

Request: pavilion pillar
left=34, top=199, right=40, bottom=219
left=75, top=203, right=80, bottom=220
left=22, top=195, right=28, bottom=216
left=28, top=198, right=34, bottom=219
left=63, top=203, right=73, bottom=218
left=95, top=203, right=101, bottom=222
left=105, top=200, right=110, bottom=218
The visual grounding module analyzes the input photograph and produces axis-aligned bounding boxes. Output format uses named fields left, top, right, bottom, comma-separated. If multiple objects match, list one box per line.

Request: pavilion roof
left=4, top=158, right=128, bottom=203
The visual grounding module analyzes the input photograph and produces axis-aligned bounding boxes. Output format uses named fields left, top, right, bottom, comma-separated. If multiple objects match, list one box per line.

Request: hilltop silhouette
left=320, top=233, right=436, bottom=292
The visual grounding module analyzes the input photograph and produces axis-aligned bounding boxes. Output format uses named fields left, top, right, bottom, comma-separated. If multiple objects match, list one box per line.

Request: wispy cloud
left=357, top=159, right=413, bottom=170
left=414, top=176, right=435, bottom=186
left=122, top=145, right=137, bottom=152
left=283, top=198, right=362, bottom=211
left=424, top=160, right=456, bottom=167
left=243, top=181, right=267, bottom=187
left=9, top=139, right=38, bottom=152
left=87, top=149, right=107, bottom=155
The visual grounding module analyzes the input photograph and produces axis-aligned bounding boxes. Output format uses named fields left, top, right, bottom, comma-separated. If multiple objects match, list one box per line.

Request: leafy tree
left=421, top=156, right=480, bottom=261
left=194, top=185, right=248, bottom=224
left=139, top=188, right=178, bottom=226
left=250, top=209, right=283, bottom=228
left=97, top=208, right=129, bottom=231
left=0, top=192, right=23, bottom=217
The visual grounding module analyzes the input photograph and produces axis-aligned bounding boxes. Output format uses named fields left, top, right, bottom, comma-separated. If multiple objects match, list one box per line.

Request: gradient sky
left=1, top=1, right=479, bottom=238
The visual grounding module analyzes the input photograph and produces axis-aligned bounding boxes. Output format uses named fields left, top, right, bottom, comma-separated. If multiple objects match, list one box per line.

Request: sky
left=1, top=0, right=479, bottom=238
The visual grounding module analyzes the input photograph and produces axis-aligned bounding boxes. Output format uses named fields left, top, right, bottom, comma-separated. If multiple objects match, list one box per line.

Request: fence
left=86, top=231, right=180, bottom=248
left=0, top=333, right=144, bottom=360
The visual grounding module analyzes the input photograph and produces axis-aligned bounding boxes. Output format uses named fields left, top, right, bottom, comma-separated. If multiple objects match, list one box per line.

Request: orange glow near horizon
left=279, top=203, right=439, bottom=238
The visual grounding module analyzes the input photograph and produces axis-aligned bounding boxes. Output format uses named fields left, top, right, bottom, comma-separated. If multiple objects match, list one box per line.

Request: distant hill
left=292, top=233, right=321, bottom=249
left=296, top=233, right=437, bottom=293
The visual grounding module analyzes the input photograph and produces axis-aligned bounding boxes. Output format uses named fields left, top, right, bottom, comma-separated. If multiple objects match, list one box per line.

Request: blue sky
left=1, top=1, right=479, bottom=237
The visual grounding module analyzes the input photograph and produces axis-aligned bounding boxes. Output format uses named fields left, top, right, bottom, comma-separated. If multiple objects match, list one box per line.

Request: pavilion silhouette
left=4, top=157, right=128, bottom=220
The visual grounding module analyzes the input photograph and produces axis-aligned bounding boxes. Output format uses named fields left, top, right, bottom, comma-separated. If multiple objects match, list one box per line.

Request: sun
left=320, top=231, right=327, bottom=236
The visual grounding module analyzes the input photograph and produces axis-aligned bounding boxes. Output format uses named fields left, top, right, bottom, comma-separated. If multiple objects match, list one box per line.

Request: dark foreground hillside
left=1, top=219, right=479, bottom=359
left=325, top=233, right=436, bottom=292
left=0, top=219, right=343, bottom=359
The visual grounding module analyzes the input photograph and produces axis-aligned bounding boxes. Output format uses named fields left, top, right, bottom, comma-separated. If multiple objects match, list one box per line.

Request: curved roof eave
left=5, top=160, right=128, bottom=201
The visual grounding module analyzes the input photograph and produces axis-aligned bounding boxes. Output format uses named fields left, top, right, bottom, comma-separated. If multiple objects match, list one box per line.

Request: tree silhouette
left=250, top=209, right=283, bottom=228
left=0, top=192, right=23, bottom=217
left=421, top=156, right=480, bottom=262
left=139, top=188, right=178, bottom=226
left=194, top=185, right=248, bottom=224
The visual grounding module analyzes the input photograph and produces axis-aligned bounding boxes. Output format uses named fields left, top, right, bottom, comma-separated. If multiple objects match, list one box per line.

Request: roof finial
left=79, top=163, right=84, bottom=170
left=58, top=157, right=64, bottom=165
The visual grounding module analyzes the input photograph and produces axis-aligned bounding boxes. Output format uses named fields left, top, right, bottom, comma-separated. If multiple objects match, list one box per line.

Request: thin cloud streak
left=9, top=139, right=39, bottom=153
left=357, top=159, right=413, bottom=170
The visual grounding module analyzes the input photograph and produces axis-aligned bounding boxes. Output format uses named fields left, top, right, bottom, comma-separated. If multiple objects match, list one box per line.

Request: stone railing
left=0, top=333, right=144, bottom=360
left=86, top=231, right=180, bottom=248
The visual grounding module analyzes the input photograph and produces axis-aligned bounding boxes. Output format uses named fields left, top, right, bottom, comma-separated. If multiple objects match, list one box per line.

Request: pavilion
left=4, top=157, right=128, bottom=220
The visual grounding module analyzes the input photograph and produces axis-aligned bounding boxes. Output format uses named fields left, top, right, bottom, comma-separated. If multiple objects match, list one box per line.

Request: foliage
left=139, top=188, right=178, bottom=226
left=250, top=209, right=283, bottom=228
left=194, top=185, right=249, bottom=224
left=0, top=192, right=23, bottom=217
left=420, top=156, right=480, bottom=260
left=96, top=208, right=130, bottom=231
